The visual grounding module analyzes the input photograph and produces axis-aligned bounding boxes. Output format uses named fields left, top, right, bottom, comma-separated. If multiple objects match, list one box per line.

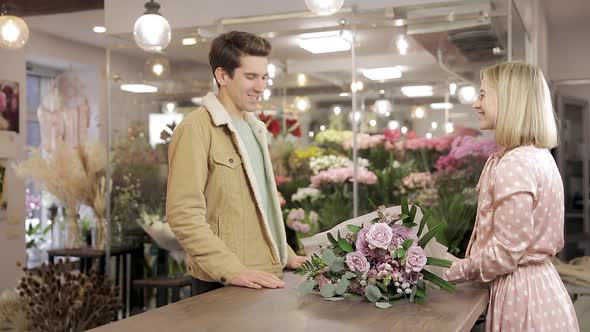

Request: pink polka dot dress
left=445, top=145, right=579, bottom=332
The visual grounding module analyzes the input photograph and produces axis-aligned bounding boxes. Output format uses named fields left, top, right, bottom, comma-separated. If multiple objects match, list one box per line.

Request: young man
left=166, top=31, right=306, bottom=294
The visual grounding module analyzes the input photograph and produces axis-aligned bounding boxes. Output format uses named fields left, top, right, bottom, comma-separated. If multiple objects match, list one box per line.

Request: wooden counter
left=90, top=272, right=488, bottom=332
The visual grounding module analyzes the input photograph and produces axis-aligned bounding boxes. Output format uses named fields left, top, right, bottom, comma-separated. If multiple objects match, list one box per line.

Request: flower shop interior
left=1, top=0, right=590, bottom=331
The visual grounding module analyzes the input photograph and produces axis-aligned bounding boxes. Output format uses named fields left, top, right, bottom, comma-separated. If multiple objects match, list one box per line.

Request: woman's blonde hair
left=481, top=61, right=558, bottom=149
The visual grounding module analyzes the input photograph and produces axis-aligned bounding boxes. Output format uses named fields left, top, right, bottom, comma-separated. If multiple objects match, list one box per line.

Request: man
left=166, top=31, right=306, bottom=294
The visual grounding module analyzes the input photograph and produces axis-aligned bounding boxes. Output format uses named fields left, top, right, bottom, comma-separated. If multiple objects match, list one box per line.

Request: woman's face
left=473, top=79, right=498, bottom=130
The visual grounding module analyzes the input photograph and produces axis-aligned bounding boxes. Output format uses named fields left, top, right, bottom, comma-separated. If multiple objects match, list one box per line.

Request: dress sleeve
left=445, top=154, right=537, bottom=283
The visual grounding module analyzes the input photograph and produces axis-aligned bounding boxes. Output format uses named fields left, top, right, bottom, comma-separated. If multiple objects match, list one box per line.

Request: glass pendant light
left=304, top=0, right=344, bottom=16
left=133, top=0, right=171, bottom=52
left=0, top=4, right=29, bottom=49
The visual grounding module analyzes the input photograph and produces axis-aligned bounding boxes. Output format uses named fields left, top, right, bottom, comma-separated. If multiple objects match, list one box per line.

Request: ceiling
left=22, top=0, right=517, bottom=130
left=2, top=0, right=103, bottom=16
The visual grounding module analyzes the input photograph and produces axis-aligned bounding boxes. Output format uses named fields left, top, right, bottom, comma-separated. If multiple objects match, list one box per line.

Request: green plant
left=429, top=193, right=477, bottom=258
left=25, top=222, right=50, bottom=249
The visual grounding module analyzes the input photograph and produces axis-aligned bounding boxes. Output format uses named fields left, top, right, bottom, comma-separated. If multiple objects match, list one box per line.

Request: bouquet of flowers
left=296, top=199, right=455, bottom=308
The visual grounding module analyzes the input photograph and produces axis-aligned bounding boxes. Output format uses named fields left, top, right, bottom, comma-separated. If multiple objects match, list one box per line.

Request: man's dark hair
left=209, top=31, right=271, bottom=86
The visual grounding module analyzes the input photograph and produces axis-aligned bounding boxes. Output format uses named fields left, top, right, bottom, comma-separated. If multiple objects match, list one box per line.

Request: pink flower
left=391, top=224, right=417, bottom=247
left=405, top=246, right=427, bottom=273
left=0, top=91, right=6, bottom=113
left=365, top=223, right=393, bottom=250
left=355, top=227, right=372, bottom=257
left=383, top=129, right=402, bottom=144
left=275, top=176, right=292, bottom=187
left=405, top=272, right=423, bottom=285
left=287, top=209, right=303, bottom=223
left=376, top=262, right=394, bottom=279
left=342, top=134, right=384, bottom=150
left=278, top=192, right=286, bottom=207
left=310, top=167, right=377, bottom=187
left=317, top=274, right=332, bottom=290
left=346, top=251, right=370, bottom=274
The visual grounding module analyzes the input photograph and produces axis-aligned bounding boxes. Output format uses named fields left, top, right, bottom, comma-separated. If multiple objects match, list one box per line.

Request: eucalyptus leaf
left=322, top=249, right=337, bottom=266
left=296, top=280, right=317, bottom=294
left=324, top=297, right=345, bottom=301
left=365, top=285, right=382, bottom=303
left=376, top=302, right=393, bottom=309
left=320, top=284, right=337, bottom=298
left=330, top=259, right=345, bottom=273
left=335, top=279, right=350, bottom=295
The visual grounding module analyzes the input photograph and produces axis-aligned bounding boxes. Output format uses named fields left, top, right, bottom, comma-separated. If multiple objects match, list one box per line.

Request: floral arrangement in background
left=315, top=129, right=353, bottom=145
left=309, top=155, right=370, bottom=175
left=292, top=187, right=323, bottom=205
left=137, top=210, right=186, bottom=275
left=296, top=201, right=454, bottom=308
left=286, top=208, right=319, bottom=237
left=258, top=112, right=302, bottom=137
left=342, top=133, right=384, bottom=150
left=310, top=167, right=377, bottom=187
left=13, top=142, right=106, bottom=249
left=400, top=172, right=438, bottom=208
left=111, top=123, right=168, bottom=245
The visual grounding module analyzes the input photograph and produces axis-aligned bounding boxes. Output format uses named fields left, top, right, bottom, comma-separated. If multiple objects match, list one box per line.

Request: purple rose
left=405, top=246, right=427, bottom=273
left=391, top=224, right=417, bottom=247
left=405, top=272, right=423, bottom=285
left=346, top=251, right=370, bottom=274
left=366, top=223, right=393, bottom=250
left=355, top=227, right=372, bottom=256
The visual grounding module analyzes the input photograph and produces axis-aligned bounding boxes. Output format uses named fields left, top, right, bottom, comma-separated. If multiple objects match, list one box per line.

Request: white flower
left=292, top=187, right=323, bottom=203
left=309, top=155, right=370, bottom=175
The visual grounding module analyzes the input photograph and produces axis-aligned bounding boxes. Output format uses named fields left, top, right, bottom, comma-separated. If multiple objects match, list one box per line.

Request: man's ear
left=214, top=67, right=230, bottom=86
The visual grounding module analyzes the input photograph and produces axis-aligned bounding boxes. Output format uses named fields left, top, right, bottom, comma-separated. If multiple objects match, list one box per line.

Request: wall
left=548, top=23, right=590, bottom=101
left=514, top=0, right=549, bottom=74
left=0, top=47, right=26, bottom=291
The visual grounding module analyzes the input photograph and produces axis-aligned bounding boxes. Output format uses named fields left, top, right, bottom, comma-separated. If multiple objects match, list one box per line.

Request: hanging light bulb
left=0, top=4, right=30, bottom=50
left=263, top=89, right=272, bottom=101
left=134, top=0, right=172, bottom=52
left=414, top=106, right=425, bottom=119
left=397, top=36, right=408, bottom=55
left=304, top=0, right=344, bottom=16
left=145, top=56, right=171, bottom=78
left=294, top=96, right=311, bottom=112
left=374, top=99, right=393, bottom=116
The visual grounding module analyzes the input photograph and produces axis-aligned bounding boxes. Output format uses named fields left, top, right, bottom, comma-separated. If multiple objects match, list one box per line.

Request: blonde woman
left=445, top=62, right=579, bottom=331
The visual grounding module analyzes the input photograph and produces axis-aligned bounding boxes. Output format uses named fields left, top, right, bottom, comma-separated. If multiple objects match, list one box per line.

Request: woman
left=445, top=61, right=579, bottom=331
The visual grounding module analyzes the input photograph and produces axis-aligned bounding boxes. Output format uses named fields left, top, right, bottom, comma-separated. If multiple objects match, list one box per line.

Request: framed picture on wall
left=0, top=160, right=6, bottom=222
left=0, top=80, right=19, bottom=133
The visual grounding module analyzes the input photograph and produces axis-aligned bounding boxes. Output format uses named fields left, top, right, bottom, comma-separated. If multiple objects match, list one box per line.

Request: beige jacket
left=166, top=92, right=296, bottom=285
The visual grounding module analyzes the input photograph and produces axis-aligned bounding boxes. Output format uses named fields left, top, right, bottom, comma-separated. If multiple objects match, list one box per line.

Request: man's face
left=218, top=56, right=269, bottom=113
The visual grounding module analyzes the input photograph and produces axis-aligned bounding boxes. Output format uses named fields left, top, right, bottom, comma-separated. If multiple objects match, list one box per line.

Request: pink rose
left=365, top=223, right=393, bottom=250
left=405, top=246, right=427, bottom=273
left=0, top=91, right=6, bottom=112
left=346, top=251, right=370, bottom=274
left=317, top=274, right=332, bottom=290
left=404, top=271, right=423, bottom=285
left=391, top=224, right=417, bottom=247
left=355, top=227, right=372, bottom=257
